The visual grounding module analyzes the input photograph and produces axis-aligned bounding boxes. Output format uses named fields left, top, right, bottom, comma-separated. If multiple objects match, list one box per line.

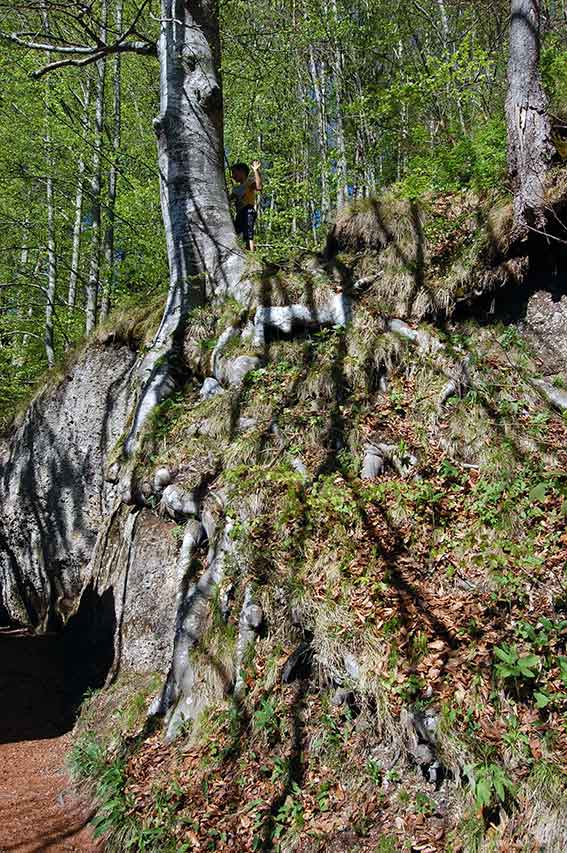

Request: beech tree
left=123, top=0, right=248, bottom=458
left=2, top=0, right=567, bottom=426
left=101, top=0, right=124, bottom=320
left=85, top=0, right=108, bottom=335
left=506, top=0, right=554, bottom=237
left=41, top=2, right=57, bottom=367
left=3, top=1, right=248, bottom=457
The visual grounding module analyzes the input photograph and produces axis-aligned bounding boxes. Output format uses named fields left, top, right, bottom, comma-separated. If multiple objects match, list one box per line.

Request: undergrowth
left=67, top=187, right=567, bottom=851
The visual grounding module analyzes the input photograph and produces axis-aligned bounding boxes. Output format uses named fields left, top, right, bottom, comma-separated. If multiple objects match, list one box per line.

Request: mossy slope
left=71, top=184, right=567, bottom=853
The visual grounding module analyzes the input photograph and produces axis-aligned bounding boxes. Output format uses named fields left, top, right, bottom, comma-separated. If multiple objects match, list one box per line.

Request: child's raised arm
left=252, top=160, right=262, bottom=192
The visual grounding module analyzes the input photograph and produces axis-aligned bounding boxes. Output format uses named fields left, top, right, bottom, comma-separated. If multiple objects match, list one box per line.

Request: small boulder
left=238, top=416, right=257, bottom=432
left=331, top=687, right=352, bottom=707
left=199, top=377, right=223, bottom=400
left=141, top=480, right=154, bottom=499
left=225, top=355, right=261, bottom=385
left=343, top=652, right=360, bottom=681
left=153, top=466, right=172, bottom=491
left=361, top=444, right=385, bottom=480
left=244, top=604, right=263, bottom=630
left=291, top=457, right=308, bottom=476
left=160, top=485, right=199, bottom=519
left=533, top=378, right=567, bottom=412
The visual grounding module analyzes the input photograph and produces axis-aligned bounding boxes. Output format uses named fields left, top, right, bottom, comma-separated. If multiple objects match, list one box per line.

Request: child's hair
left=231, top=161, right=250, bottom=177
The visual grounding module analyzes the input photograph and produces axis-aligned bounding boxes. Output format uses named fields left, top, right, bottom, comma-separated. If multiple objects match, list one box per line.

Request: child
left=231, top=160, right=262, bottom=251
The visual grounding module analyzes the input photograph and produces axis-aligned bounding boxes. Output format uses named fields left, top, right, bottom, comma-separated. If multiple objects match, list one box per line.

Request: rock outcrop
left=4, top=194, right=567, bottom=852
left=0, top=343, right=136, bottom=629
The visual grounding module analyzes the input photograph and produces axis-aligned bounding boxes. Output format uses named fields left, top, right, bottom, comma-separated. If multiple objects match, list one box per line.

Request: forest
left=0, top=0, right=565, bottom=422
left=2, top=1, right=567, bottom=852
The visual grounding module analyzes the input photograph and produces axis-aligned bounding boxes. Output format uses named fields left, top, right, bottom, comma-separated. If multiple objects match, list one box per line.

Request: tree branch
left=30, top=40, right=156, bottom=78
left=4, top=33, right=98, bottom=53
left=0, top=31, right=157, bottom=77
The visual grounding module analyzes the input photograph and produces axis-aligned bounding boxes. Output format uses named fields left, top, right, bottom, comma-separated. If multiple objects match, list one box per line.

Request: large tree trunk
left=85, top=0, right=108, bottom=335
left=506, top=0, right=554, bottom=237
left=100, top=0, right=123, bottom=321
left=122, top=0, right=247, bottom=460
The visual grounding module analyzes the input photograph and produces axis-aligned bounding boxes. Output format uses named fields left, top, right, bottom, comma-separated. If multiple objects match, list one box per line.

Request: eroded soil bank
left=0, top=630, right=99, bottom=853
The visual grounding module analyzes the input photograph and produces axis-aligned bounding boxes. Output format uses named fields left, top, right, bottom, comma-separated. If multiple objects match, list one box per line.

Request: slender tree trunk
left=122, top=0, right=246, bottom=461
left=41, top=4, right=56, bottom=367
left=85, top=0, right=108, bottom=335
left=14, top=223, right=30, bottom=366
left=100, top=0, right=123, bottom=320
left=267, top=194, right=275, bottom=234
left=308, top=45, right=330, bottom=225
left=436, top=0, right=450, bottom=48
left=506, top=0, right=554, bottom=236
left=334, top=79, right=348, bottom=210
left=396, top=39, right=408, bottom=181
left=68, top=77, right=91, bottom=309
left=15, top=258, right=42, bottom=368
left=330, top=0, right=348, bottom=210
left=18, top=218, right=30, bottom=280
left=45, top=158, right=57, bottom=367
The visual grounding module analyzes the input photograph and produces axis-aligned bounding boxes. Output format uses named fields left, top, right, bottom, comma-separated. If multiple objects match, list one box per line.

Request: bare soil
left=0, top=630, right=101, bottom=852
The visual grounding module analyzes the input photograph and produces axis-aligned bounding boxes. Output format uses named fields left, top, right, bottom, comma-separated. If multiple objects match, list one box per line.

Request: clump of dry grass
left=327, top=174, right=567, bottom=320
left=331, top=195, right=423, bottom=255
left=93, top=291, right=166, bottom=349
left=329, top=193, right=497, bottom=319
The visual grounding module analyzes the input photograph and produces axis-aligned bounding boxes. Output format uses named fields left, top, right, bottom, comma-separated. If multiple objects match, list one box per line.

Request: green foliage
left=398, top=118, right=507, bottom=196
left=467, top=762, right=516, bottom=810
left=542, top=39, right=567, bottom=112
left=69, top=730, right=107, bottom=781
left=502, top=716, right=530, bottom=757
left=374, top=837, right=397, bottom=853
left=253, top=697, right=279, bottom=739
left=366, top=758, right=383, bottom=784
left=494, top=644, right=541, bottom=682
left=70, top=733, right=138, bottom=846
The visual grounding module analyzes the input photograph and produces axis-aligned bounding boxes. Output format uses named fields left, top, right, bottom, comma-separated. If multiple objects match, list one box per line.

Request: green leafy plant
left=502, top=715, right=530, bottom=755
left=494, top=644, right=540, bottom=684
left=467, top=762, right=516, bottom=810
left=253, top=697, right=279, bottom=740
left=366, top=758, right=383, bottom=784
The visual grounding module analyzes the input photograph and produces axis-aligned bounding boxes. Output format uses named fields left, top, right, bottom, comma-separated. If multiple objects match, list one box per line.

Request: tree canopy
left=0, top=0, right=566, bottom=423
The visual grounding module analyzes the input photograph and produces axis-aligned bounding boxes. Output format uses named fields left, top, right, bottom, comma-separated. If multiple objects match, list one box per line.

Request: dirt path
left=0, top=631, right=101, bottom=852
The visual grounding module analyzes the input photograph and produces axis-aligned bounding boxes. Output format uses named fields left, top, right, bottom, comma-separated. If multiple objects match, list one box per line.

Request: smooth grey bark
left=14, top=223, right=33, bottom=366
left=68, top=77, right=92, bottom=309
left=330, top=0, right=348, bottom=209
left=506, top=0, right=554, bottom=236
left=159, top=515, right=234, bottom=740
left=122, top=0, right=247, bottom=459
left=436, top=0, right=450, bottom=48
left=41, top=5, right=56, bottom=367
left=308, top=45, right=330, bottom=224
left=18, top=221, right=29, bottom=275
left=100, top=0, right=123, bottom=321
left=335, top=70, right=348, bottom=210
left=44, top=157, right=57, bottom=367
left=85, top=0, right=108, bottom=335
left=396, top=39, right=408, bottom=181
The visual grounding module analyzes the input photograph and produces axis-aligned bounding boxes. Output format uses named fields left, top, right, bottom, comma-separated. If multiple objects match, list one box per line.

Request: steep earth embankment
left=3, top=181, right=567, bottom=851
